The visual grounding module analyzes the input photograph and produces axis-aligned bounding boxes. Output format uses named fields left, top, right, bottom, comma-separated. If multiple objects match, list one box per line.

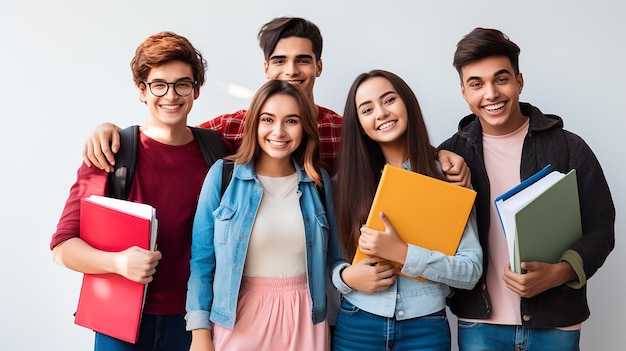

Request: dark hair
left=131, top=31, right=207, bottom=87
left=334, top=70, right=441, bottom=259
left=257, top=17, right=323, bottom=61
left=232, top=80, right=322, bottom=186
left=453, top=27, right=521, bottom=81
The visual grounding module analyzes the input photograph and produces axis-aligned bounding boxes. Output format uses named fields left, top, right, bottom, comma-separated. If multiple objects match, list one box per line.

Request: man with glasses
left=50, top=32, right=229, bottom=350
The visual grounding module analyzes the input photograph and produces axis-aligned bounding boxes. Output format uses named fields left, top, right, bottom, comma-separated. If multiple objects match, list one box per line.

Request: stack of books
left=495, top=165, right=582, bottom=274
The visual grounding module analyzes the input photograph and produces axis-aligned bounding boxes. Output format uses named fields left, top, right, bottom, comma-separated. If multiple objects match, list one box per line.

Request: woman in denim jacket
left=331, top=70, right=483, bottom=351
left=185, top=80, right=343, bottom=351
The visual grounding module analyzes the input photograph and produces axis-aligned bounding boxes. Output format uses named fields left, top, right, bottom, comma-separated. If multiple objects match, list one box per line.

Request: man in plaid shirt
left=196, top=17, right=340, bottom=174
left=82, top=17, right=469, bottom=181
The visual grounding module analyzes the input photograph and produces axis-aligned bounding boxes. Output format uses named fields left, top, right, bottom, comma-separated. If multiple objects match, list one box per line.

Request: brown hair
left=258, top=17, right=323, bottom=61
left=131, top=31, right=207, bottom=87
left=334, top=70, right=441, bottom=259
left=453, top=27, right=521, bottom=81
left=232, top=80, right=322, bottom=186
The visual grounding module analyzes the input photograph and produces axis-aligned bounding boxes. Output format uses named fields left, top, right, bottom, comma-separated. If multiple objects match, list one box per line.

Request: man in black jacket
left=439, top=27, right=615, bottom=351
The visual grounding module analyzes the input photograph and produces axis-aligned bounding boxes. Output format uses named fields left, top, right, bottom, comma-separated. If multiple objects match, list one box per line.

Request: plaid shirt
left=197, top=106, right=342, bottom=174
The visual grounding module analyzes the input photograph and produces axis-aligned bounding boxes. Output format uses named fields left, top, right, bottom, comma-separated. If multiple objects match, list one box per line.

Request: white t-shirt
left=243, top=172, right=307, bottom=278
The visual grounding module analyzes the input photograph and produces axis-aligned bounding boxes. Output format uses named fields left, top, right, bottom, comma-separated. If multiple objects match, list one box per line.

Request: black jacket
left=439, top=102, right=615, bottom=328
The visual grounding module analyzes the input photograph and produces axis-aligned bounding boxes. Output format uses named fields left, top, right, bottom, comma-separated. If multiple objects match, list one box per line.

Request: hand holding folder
left=352, top=165, right=477, bottom=280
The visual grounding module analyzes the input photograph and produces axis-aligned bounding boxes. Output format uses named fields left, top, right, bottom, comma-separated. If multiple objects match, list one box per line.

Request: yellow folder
left=353, top=164, right=477, bottom=280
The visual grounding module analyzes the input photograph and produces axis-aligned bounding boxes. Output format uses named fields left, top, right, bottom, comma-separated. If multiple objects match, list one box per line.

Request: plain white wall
left=1, top=1, right=623, bottom=350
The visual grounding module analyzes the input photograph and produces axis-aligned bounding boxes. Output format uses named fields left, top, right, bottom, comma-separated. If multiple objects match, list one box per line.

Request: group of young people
left=51, top=16, right=614, bottom=351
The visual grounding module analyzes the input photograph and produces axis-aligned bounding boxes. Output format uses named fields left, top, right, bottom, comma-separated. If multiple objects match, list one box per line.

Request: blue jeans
left=457, top=321, right=580, bottom=351
left=94, top=314, right=190, bottom=351
left=333, top=298, right=451, bottom=351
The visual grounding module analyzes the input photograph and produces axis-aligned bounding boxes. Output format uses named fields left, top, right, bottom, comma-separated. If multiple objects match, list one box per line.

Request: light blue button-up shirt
left=186, top=159, right=344, bottom=330
left=332, top=161, right=483, bottom=319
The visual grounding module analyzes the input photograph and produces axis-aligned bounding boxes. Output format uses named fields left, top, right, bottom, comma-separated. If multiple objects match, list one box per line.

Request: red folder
left=75, top=195, right=157, bottom=343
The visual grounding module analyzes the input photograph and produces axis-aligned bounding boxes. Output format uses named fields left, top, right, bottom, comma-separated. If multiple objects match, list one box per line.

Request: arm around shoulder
left=82, top=122, right=122, bottom=172
left=437, top=149, right=471, bottom=188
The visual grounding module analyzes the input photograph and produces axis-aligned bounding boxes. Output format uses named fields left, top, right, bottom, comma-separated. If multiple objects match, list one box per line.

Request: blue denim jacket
left=332, top=161, right=483, bottom=320
left=186, top=159, right=343, bottom=330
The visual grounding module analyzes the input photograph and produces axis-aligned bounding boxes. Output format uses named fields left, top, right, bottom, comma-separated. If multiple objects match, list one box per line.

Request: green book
left=495, top=166, right=582, bottom=274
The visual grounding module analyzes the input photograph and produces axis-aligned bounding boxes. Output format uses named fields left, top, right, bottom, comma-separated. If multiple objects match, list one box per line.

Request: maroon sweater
left=51, top=132, right=213, bottom=314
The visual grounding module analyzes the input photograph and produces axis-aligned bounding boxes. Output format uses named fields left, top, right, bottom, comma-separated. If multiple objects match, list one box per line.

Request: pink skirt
left=212, top=274, right=329, bottom=351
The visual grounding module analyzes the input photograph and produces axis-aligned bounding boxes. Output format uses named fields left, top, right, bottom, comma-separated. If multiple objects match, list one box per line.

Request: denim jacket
left=332, top=161, right=483, bottom=320
left=186, top=159, right=344, bottom=330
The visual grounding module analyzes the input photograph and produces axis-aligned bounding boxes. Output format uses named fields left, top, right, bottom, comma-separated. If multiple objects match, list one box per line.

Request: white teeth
left=269, top=140, right=287, bottom=146
left=485, top=102, right=505, bottom=111
left=161, top=104, right=180, bottom=110
left=377, top=121, right=395, bottom=130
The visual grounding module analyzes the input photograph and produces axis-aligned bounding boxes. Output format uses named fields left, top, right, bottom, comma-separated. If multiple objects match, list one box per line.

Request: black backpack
left=108, top=125, right=227, bottom=200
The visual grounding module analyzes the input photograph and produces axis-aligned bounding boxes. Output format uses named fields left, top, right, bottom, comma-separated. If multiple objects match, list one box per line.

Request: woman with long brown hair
left=331, top=70, right=483, bottom=351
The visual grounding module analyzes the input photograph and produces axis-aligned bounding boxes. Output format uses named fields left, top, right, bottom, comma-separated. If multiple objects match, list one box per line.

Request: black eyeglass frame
left=144, top=80, right=198, bottom=97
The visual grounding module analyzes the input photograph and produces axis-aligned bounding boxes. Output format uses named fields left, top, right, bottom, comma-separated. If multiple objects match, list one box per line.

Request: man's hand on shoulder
left=82, top=123, right=122, bottom=172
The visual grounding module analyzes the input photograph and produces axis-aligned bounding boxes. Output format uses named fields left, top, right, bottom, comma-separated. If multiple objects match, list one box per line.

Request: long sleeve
left=401, top=209, right=483, bottom=290
left=185, top=161, right=223, bottom=330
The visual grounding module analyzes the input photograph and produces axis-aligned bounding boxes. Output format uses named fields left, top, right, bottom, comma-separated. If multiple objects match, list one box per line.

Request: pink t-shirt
left=462, top=119, right=581, bottom=330
left=462, top=119, right=529, bottom=325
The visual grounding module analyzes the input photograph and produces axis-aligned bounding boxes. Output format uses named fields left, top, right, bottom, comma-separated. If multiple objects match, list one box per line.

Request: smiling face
left=139, top=60, right=199, bottom=128
left=354, top=76, right=408, bottom=147
left=263, top=37, right=322, bottom=102
left=460, top=55, right=526, bottom=135
left=256, top=93, right=304, bottom=166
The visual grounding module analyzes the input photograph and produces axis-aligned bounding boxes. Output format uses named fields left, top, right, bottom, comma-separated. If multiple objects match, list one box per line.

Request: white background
left=1, top=1, right=623, bottom=350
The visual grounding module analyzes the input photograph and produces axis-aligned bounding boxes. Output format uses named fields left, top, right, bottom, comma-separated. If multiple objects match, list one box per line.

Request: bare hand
left=82, top=123, right=122, bottom=172
left=502, top=261, right=575, bottom=298
left=190, top=329, right=215, bottom=351
left=438, top=150, right=471, bottom=188
left=341, top=258, right=400, bottom=293
left=359, top=212, right=408, bottom=264
left=114, top=246, right=162, bottom=284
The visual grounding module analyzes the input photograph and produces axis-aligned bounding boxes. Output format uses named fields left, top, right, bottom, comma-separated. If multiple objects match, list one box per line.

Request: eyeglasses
left=144, top=80, right=197, bottom=97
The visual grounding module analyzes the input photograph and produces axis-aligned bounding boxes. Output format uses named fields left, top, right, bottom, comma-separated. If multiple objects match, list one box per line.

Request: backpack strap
left=108, top=125, right=139, bottom=200
left=221, top=159, right=235, bottom=198
left=317, top=175, right=326, bottom=208
left=108, top=126, right=226, bottom=200
left=190, top=127, right=227, bottom=166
